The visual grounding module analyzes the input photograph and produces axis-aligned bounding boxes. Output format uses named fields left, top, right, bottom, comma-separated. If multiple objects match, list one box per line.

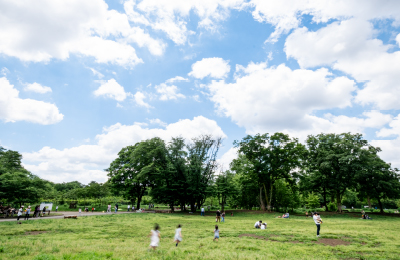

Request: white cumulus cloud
left=155, top=83, right=185, bottom=101
left=24, top=82, right=52, bottom=94
left=0, top=77, right=63, bottom=125
left=22, top=116, right=226, bottom=183
left=93, top=79, right=131, bottom=102
left=134, top=91, right=152, bottom=108
left=188, top=57, right=230, bottom=79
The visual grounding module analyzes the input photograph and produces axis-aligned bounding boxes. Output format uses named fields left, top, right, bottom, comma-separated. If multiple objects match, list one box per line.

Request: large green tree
left=215, top=170, right=237, bottom=212
left=107, top=138, right=168, bottom=209
left=356, top=146, right=400, bottom=213
left=305, top=133, right=371, bottom=213
left=234, top=133, right=306, bottom=211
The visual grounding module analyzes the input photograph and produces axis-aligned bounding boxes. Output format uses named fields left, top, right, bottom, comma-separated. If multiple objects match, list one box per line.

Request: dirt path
left=0, top=210, right=140, bottom=222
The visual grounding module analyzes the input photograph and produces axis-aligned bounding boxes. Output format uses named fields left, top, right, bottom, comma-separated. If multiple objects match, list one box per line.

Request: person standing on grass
left=42, top=207, right=46, bottom=217
left=149, top=224, right=161, bottom=251
left=115, top=205, right=117, bottom=213
left=56, top=205, right=58, bottom=212
left=128, top=205, right=130, bottom=212
left=201, top=207, right=205, bottom=216
left=24, top=206, right=31, bottom=220
left=213, top=225, right=220, bottom=242
left=17, top=206, right=23, bottom=221
left=92, top=207, right=94, bottom=212
left=107, top=204, right=111, bottom=213
left=79, top=208, right=82, bottom=214
left=216, top=210, right=221, bottom=222
left=174, top=224, right=183, bottom=246
left=221, top=211, right=226, bottom=222
left=313, top=212, right=322, bottom=237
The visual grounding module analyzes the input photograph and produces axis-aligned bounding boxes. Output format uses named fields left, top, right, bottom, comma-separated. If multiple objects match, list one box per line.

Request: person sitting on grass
left=213, top=225, right=219, bottom=242
left=254, top=220, right=262, bottom=228
left=283, top=213, right=289, bottom=218
left=261, top=223, right=267, bottom=230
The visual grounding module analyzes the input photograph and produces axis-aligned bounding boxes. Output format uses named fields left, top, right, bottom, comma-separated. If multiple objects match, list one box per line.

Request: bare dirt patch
left=313, top=238, right=351, bottom=246
left=24, top=231, right=49, bottom=235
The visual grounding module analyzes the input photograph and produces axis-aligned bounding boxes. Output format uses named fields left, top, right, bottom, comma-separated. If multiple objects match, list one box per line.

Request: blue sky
left=1, top=0, right=400, bottom=183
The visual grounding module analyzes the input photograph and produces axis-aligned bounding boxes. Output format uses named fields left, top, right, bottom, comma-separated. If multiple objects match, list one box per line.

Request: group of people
left=148, top=223, right=221, bottom=251
left=16, top=205, right=49, bottom=221
left=254, top=220, right=267, bottom=229
left=215, top=210, right=226, bottom=222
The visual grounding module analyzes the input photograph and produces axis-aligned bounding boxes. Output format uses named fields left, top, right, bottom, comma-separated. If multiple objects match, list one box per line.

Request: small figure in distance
left=261, top=223, right=267, bottom=230
left=216, top=210, right=221, bottom=222
left=231, top=212, right=234, bottom=217
left=149, top=224, right=161, bottom=251
left=306, top=211, right=309, bottom=218
left=79, top=208, right=82, bottom=214
left=174, top=224, right=183, bottom=246
left=213, top=225, right=219, bottom=242
left=254, top=220, right=262, bottom=228
left=221, top=211, right=226, bottom=222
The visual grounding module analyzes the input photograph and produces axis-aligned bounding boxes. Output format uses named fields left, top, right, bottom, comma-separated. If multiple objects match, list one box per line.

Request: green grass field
left=0, top=211, right=399, bottom=260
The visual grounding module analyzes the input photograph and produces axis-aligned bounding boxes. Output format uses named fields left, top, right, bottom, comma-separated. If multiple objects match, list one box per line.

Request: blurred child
left=213, top=225, right=219, bottom=242
left=174, top=224, right=183, bottom=246
left=149, top=224, right=161, bottom=250
left=261, top=223, right=267, bottom=230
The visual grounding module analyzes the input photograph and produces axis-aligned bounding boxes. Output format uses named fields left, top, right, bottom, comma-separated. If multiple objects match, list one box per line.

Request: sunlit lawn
left=0, top=211, right=399, bottom=260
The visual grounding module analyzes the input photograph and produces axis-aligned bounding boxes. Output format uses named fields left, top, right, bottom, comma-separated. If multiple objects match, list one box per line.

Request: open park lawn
left=0, top=211, right=399, bottom=260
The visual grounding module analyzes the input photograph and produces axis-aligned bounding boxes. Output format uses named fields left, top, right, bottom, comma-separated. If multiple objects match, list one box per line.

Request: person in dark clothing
left=216, top=210, right=221, bottom=222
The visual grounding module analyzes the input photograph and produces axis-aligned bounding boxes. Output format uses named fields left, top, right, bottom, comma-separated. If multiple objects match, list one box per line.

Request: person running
left=149, top=224, right=161, bottom=251
left=313, top=212, right=322, bottom=237
left=24, top=206, right=31, bottom=220
left=221, top=211, right=226, bottom=222
left=254, top=220, right=262, bottom=228
left=174, top=224, right=183, bottom=246
left=213, top=225, right=220, bottom=242
left=17, top=206, right=23, bottom=221
left=216, top=210, right=221, bottom=222
left=201, top=206, right=205, bottom=216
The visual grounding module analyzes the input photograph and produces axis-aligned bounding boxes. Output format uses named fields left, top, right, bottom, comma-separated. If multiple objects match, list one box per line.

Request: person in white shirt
left=17, top=207, right=23, bottom=221
left=174, top=224, right=183, bottom=246
left=24, top=206, right=31, bottom=220
left=56, top=205, right=58, bottom=212
left=313, top=212, right=322, bottom=237
left=261, top=223, right=267, bottom=229
left=254, top=220, right=262, bottom=228
left=127, top=205, right=130, bottom=212
left=201, top=207, right=205, bottom=216
left=149, top=224, right=161, bottom=250
left=107, top=204, right=111, bottom=213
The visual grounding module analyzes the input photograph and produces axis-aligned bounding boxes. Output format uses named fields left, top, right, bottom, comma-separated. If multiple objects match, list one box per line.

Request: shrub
left=327, top=202, right=337, bottom=212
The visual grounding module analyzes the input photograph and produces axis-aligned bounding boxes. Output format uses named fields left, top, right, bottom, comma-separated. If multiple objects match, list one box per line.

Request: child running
left=149, top=224, right=161, bottom=251
left=213, top=225, right=220, bottom=242
left=174, top=224, right=183, bottom=246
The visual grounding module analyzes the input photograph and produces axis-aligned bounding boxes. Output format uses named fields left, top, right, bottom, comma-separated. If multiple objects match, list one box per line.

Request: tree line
left=106, top=132, right=400, bottom=213
left=1, top=132, right=400, bottom=213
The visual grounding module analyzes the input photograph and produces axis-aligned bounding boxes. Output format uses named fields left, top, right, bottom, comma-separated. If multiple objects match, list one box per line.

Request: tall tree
left=215, top=170, right=237, bottom=212
left=234, top=133, right=305, bottom=211
left=305, top=133, right=370, bottom=213
left=356, top=146, right=400, bottom=213
left=107, top=138, right=168, bottom=209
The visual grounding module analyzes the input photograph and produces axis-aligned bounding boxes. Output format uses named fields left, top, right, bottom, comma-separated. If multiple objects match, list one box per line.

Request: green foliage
left=305, top=192, right=320, bottom=209
left=327, top=202, right=338, bottom=212
left=234, top=133, right=306, bottom=211
left=215, top=170, right=237, bottom=211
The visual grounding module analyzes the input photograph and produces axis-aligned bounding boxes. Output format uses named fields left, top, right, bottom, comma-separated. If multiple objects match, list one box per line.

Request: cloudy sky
left=1, top=0, right=400, bottom=184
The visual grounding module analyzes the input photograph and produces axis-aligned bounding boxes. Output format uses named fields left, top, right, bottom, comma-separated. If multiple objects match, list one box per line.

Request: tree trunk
left=170, top=203, right=174, bottom=212
left=220, top=196, right=226, bottom=212
left=136, top=196, right=142, bottom=210
left=377, top=197, right=384, bottom=214
left=259, top=187, right=266, bottom=211
left=322, top=187, right=328, bottom=210
left=336, top=191, right=342, bottom=213
left=268, top=183, right=273, bottom=212
left=190, top=203, right=196, bottom=212
left=367, top=196, right=372, bottom=209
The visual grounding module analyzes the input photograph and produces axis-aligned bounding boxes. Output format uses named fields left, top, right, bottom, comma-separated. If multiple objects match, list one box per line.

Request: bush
left=327, top=202, right=337, bottom=212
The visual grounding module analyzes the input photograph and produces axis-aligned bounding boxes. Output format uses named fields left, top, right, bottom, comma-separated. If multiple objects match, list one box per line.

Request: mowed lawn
left=0, top=211, right=399, bottom=260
